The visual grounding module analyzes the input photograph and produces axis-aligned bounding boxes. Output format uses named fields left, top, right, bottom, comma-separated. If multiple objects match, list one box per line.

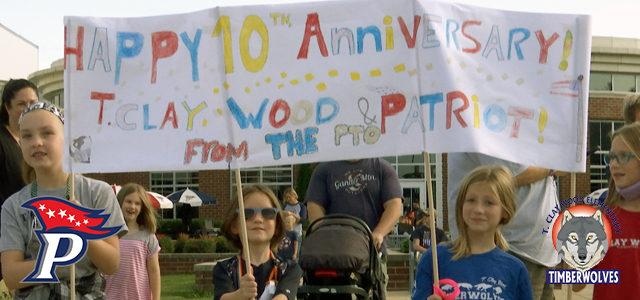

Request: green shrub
left=157, top=219, right=184, bottom=234
left=190, top=219, right=203, bottom=233
left=214, top=236, right=234, bottom=253
left=400, top=237, right=410, bottom=253
left=158, top=236, right=174, bottom=253
left=213, top=219, right=223, bottom=228
left=296, top=164, right=312, bottom=201
left=174, top=233, right=190, bottom=253
left=157, top=218, right=205, bottom=235
left=184, top=238, right=216, bottom=253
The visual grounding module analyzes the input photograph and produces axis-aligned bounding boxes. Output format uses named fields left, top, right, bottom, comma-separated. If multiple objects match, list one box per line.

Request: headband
left=18, top=102, right=64, bottom=124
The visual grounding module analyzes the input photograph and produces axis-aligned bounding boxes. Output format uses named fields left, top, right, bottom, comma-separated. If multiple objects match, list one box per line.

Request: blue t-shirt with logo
left=412, top=244, right=533, bottom=300
left=278, top=230, right=298, bottom=260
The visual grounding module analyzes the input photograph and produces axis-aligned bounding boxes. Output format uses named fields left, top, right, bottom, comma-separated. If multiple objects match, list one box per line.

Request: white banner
left=63, top=0, right=591, bottom=173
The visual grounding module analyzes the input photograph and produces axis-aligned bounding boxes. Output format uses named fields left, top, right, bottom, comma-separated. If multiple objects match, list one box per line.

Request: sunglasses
left=236, top=207, right=279, bottom=220
left=604, top=152, right=637, bottom=165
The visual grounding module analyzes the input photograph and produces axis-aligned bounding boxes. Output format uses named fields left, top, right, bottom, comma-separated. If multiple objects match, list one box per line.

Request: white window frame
left=230, top=165, right=294, bottom=199
left=589, top=121, right=624, bottom=191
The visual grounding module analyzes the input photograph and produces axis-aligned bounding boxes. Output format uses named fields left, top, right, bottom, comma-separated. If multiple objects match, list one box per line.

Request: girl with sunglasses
left=214, top=185, right=302, bottom=300
left=587, top=123, right=640, bottom=299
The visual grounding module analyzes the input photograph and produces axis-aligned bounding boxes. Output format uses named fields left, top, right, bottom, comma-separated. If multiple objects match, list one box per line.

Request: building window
left=613, top=74, right=636, bottom=92
left=589, top=72, right=640, bottom=92
left=150, top=171, right=200, bottom=219
left=230, top=166, right=293, bottom=200
left=383, top=153, right=443, bottom=214
left=589, top=121, right=624, bottom=191
left=589, top=73, right=612, bottom=91
left=49, top=93, right=63, bottom=108
left=150, top=171, right=200, bottom=195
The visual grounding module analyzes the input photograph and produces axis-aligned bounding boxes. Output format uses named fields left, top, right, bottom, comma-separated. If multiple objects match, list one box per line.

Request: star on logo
left=58, top=209, right=67, bottom=218
left=67, top=215, right=75, bottom=222
left=75, top=221, right=81, bottom=227
left=83, top=219, right=89, bottom=225
left=38, top=204, right=46, bottom=211
left=46, top=209, right=56, bottom=218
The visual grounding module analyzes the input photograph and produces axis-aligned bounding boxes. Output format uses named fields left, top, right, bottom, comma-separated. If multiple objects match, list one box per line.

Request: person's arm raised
left=514, top=166, right=568, bottom=185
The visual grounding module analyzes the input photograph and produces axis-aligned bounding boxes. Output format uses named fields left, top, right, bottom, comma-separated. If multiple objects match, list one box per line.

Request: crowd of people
left=1, top=79, right=639, bottom=300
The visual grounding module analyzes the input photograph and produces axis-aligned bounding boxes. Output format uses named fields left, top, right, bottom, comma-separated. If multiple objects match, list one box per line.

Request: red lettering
left=202, top=141, right=218, bottom=163
left=461, top=21, right=482, bottom=53
left=398, top=15, right=421, bottom=49
left=211, top=144, right=226, bottom=162
left=507, top=107, right=534, bottom=138
left=64, top=26, right=84, bottom=70
left=535, top=30, right=559, bottom=64
left=446, top=91, right=469, bottom=129
left=151, top=31, right=179, bottom=83
left=184, top=139, right=203, bottom=164
left=381, top=93, right=406, bottom=134
left=160, top=102, right=178, bottom=129
left=297, top=13, right=328, bottom=59
left=226, top=141, right=248, bottom=162
left=91, top=92, right=115, bottom=125
left=269, top=100, right=291, bottom=129
left=185, top=139, right=248, bottom=163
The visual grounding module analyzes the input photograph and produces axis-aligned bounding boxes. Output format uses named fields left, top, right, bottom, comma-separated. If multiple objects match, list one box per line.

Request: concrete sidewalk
left=386, top=284, right=593, bottom=300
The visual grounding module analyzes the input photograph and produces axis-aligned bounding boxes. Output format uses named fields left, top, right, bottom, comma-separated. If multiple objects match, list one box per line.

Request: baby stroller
left=296, top=214, right=385, bottom=300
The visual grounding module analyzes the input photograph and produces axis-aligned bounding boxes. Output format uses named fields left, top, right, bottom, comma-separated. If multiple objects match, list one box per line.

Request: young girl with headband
left=0, top=102, right=127, bottom=299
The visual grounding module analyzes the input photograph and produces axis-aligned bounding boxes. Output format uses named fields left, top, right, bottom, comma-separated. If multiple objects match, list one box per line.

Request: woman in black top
left=0, top=79, right=38, bottom=281
left=0, top=79, right=38, bottom=202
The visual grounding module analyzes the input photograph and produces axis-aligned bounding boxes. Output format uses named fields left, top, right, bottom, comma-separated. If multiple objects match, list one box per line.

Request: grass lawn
left=161, top=273, right=212, bottom=300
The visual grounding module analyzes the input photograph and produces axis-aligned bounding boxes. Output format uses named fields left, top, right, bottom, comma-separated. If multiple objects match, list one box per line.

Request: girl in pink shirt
left=105, top=183, right=161, bottom=300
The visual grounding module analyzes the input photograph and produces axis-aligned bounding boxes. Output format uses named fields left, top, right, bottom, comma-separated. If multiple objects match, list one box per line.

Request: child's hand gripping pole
left=234, top=169, right=252, bottom=276
left=424, top=153, right=460, bottom=300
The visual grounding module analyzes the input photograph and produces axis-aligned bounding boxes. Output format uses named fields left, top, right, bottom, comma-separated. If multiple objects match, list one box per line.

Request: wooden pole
left=69, top=173, right=76, bottom=300
left=566, top=172, right=576, bottom=300
left=424, top=152, right=439, bottom=286
left=234, top=169, right=252, bottom=275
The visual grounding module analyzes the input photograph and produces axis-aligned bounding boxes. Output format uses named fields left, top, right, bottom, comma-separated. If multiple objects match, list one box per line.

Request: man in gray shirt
left=306, top=158, right=403, bottom=295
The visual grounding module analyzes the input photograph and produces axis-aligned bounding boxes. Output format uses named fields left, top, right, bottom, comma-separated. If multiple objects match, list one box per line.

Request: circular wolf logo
left=552, top=205, right=612, bottom=272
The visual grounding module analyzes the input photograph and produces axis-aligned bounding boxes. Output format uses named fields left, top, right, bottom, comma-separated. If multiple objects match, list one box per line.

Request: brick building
left=24, top=36, right=639, bottom=232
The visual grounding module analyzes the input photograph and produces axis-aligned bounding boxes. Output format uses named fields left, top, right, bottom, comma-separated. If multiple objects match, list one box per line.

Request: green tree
left=295, top=164, right=313, bottom=201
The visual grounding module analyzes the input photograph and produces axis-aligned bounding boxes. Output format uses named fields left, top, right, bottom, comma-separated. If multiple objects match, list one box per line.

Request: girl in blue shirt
left=413, top=166, right=533, bottom=300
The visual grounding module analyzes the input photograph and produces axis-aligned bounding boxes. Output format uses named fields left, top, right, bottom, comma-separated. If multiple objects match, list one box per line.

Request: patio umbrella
left=167, top=188, right=216, bottom=207
left=111, top=185, right=174, bottom=210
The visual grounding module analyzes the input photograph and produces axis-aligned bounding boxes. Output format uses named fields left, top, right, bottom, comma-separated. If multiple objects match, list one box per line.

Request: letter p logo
left=23, top=233, right=87, bottom=283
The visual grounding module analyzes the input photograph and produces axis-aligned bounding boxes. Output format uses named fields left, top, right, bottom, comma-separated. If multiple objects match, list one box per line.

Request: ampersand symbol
left=358, top=97, right=377, bottom=125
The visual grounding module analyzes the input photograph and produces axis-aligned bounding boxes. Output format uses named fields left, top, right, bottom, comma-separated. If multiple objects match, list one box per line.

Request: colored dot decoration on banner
left=206, top=58, right=536, bottom=98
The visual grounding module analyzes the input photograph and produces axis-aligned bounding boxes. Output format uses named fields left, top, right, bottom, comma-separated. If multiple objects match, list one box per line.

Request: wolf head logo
left=556, top=210, right=608, bottom=272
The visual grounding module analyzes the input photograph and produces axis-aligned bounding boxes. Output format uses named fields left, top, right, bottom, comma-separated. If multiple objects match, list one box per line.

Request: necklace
left=237, top=251, right=278, bottom=285
left=30, top=174, right=72, bottom=199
